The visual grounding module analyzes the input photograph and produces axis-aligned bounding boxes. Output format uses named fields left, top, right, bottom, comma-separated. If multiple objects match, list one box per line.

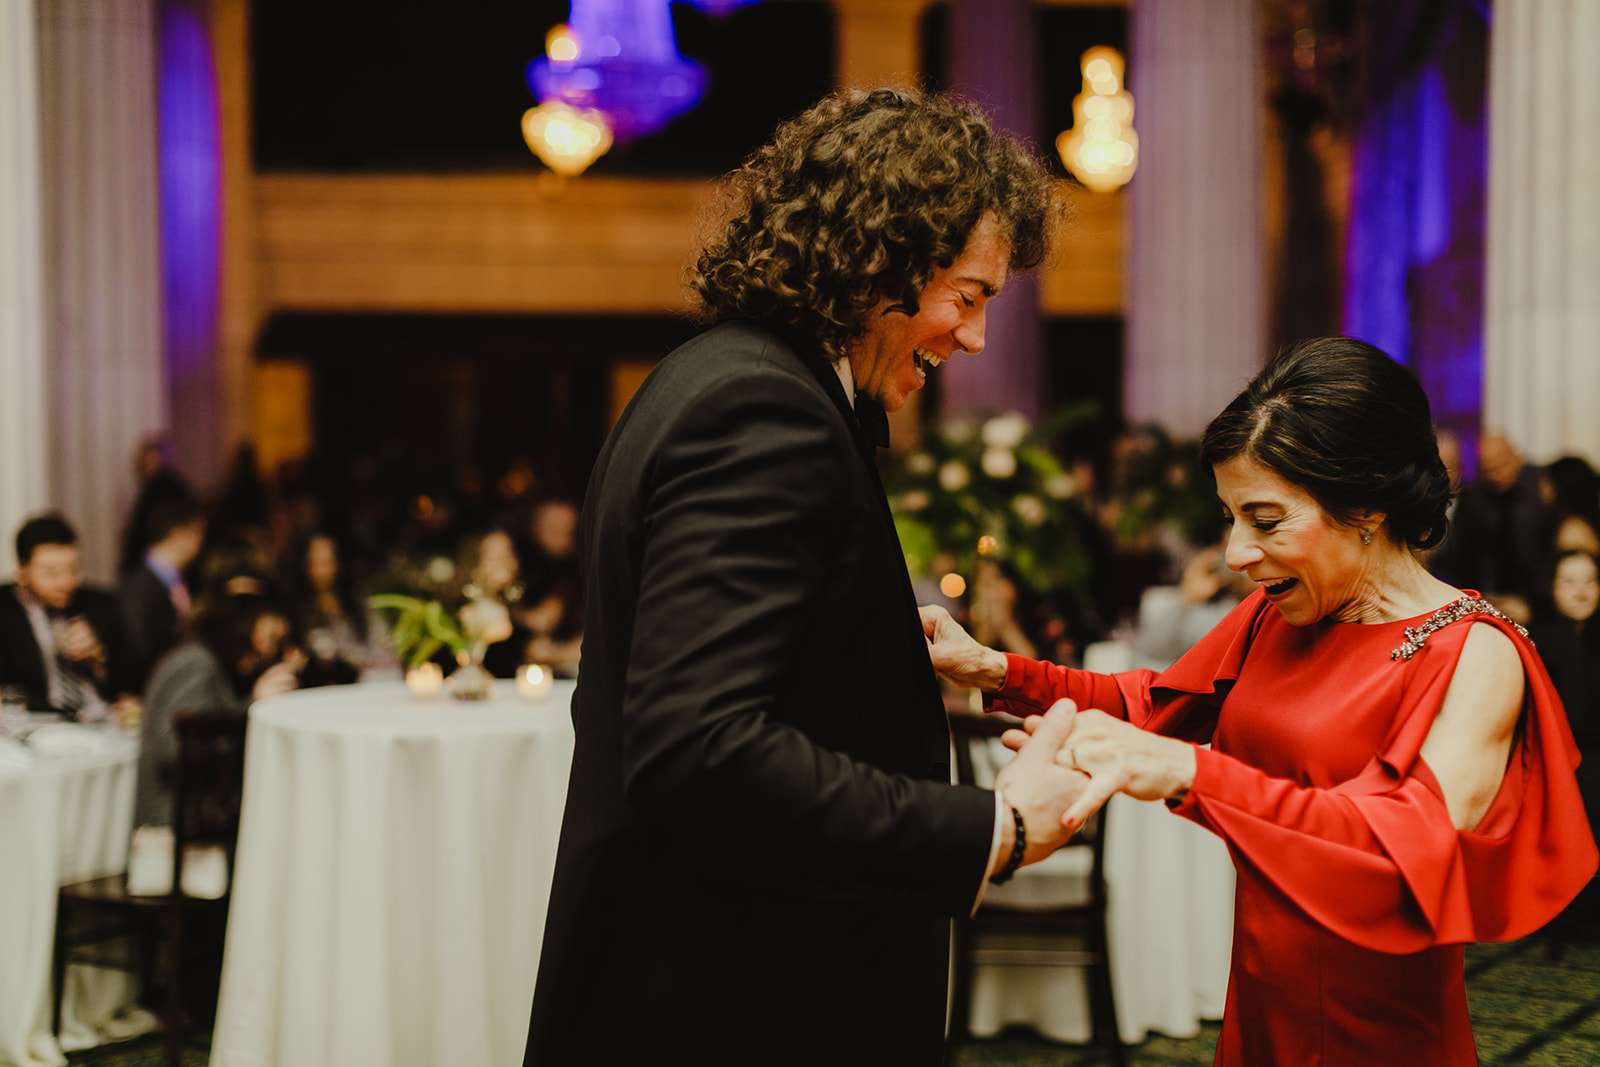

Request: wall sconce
left=1057, top=46, right=1139, bottom=193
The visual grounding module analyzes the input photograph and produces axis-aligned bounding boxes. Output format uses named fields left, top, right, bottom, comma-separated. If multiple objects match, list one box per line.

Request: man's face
left=19, top=543, right=82, bottom=610
left=845, top=211, right=1010, bottom=413
left=1478, top=434, right=1522, bottom=492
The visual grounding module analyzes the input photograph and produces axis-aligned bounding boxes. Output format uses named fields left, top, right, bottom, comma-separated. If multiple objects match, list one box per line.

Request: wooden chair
left=53, top=709, right=248, bottom=1065
left=947, top=711, right=1128, bottom=1066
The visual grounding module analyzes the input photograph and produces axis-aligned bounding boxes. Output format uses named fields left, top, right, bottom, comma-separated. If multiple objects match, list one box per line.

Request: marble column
left=943, top=0, right=1043, bottom=422
left=36, top=0, right=166, bottom=582
left=1483, top=0, right=1600, bottom=464
left=0, top=0, right=52, bottom=574
left=1125, top=0, right=1264, bottom=438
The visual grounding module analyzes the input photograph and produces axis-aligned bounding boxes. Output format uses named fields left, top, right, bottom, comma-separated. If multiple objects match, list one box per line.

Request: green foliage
left=368, top=593, right=469, bottom=669
left=884, top=406, right=1098, bottom=598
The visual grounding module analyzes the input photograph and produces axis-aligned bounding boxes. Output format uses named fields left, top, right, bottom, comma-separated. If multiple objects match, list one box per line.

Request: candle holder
left=516, top=663, right=555, bottom=702
left=405, top=663, right=445, bottom=700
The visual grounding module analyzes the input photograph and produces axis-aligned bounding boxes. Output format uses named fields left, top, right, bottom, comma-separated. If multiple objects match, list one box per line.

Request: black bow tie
left=853, top=393, right=890, bottom=451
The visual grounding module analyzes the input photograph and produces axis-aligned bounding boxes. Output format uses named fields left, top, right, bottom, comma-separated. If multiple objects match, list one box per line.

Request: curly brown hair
left=688, top=87, right=1062, bottom=360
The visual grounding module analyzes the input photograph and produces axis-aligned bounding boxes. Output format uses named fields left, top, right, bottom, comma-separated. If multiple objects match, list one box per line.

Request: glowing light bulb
left=546, top=24, right=579, bottom=62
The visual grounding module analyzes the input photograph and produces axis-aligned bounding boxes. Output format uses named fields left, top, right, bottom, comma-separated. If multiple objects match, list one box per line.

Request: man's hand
left=992, top=699, right=1093, bottom=865
left=59, top=617, right=103, bottom=664
left=920, top=605, right=1007, bottom=691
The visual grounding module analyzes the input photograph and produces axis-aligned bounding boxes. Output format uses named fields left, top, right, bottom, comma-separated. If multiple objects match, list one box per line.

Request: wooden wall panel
left=254, top=172, right=1121, bottom=318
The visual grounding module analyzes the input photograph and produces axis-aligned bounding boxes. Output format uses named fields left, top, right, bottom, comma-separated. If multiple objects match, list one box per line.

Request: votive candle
left=516, top=663, right=555, bottom=702
left=406, top=662, right=445, bottom=699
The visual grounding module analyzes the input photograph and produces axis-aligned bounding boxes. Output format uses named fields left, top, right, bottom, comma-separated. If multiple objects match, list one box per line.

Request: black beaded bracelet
left=990, top=806, right=1025, bottom=885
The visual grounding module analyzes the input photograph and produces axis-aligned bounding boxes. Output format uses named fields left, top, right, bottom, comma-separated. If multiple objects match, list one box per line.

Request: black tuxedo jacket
left=524, top=321, right=994, bottom=1066
left=118, top=562, right=180, bottom=688
left=0, top=582, right=139, bottom=711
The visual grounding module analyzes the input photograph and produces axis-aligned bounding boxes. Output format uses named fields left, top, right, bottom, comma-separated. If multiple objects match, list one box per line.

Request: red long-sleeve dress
left=990, top=590, right=1597, bottom=1065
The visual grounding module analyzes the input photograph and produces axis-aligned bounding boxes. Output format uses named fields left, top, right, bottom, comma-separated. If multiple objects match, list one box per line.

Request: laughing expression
left=1215, top=455, right=1378, bottom=627
left=845, top=211, right=1009, bottom=413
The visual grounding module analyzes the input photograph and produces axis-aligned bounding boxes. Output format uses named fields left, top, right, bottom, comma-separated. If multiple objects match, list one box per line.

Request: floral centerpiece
left=884, top=407, right=1096, bottom=600
left=369, top=586, right=513, bottom=700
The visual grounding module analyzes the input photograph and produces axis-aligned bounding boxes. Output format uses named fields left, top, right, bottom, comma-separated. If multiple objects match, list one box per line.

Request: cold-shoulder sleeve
left=989, top=593, right=1272, bottom=745
left=1169, top=612, right=1598, bottom=951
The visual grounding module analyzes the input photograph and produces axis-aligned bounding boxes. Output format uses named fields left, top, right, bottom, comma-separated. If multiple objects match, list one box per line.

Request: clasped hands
left=921, top=605, right=1197, bottom=860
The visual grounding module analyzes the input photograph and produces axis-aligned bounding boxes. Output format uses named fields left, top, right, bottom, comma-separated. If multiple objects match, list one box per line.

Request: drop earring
left=1360, top=529, right=1372, bottom=546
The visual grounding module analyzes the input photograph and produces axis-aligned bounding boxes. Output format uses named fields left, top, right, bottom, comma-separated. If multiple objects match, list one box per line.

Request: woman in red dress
left=926, top=338, right=1597, bottom=1065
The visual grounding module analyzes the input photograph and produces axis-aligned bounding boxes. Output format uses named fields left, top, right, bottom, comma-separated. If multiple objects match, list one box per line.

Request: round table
left=208, top=680, right=576, bottom=1067
left=0, top=730, right=141, bottom=1067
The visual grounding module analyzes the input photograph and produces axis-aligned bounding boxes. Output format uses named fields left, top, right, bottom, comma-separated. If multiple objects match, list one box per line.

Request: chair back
left=170, top=709, right=248, bottom=873
left=948, top=710, right=1110, bottom=903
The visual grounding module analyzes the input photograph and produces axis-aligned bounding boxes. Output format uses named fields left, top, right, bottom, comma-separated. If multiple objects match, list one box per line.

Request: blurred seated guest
left=1135, top=542, right=1254, bottom=668
left=0, top=514, right=139, bottom=718
left=135, top=592, right=300, bottom=827
left=458, top=528, right=534, bottom=678
left=117, top=432, right=191, bottom=578
left=284, top=532, right=367, bottom=687
left=519, top=499, right=584, bottom=674
left=1541, top=456, right=1600, bottom=557
left=118, top=489, right=205, bottom=686
left=968, top=559, right=1037, bottom=659
left=1451, top=432, right=1550, bottom=619
left=1529, top=551, right=1600, bottom=935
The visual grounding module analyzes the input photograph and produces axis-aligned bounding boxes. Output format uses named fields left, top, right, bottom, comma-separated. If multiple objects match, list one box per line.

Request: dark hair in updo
left=688, top=87, right=1061, bottom=360
left=1199, top=337, right=1453, bottom=550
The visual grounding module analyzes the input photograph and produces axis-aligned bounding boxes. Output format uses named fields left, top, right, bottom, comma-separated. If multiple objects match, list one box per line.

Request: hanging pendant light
left=527, top=0, right=708, bottom=142
left=522, top=101, right=614, bottom=177
left=1057, top=47, right=1139, bottom=193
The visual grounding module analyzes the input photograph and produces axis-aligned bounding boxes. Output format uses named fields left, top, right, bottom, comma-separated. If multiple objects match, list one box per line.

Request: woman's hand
left=1003, top=709, right=1197, bottom=828
left=920, top=605, right=1007, bottom=691
left=252, top=649, right=305, bottom=701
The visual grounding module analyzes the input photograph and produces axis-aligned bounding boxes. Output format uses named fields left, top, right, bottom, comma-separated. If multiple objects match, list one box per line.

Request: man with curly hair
left=525, top=88, right=1087, bottom=1066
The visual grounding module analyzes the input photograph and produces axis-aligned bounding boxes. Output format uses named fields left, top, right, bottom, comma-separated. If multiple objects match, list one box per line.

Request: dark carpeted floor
left=64, top=935, right=1600, bottom=1067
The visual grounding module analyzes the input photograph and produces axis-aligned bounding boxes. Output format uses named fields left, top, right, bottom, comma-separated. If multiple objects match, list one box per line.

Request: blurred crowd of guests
left=0, top=434, right=585, bottom=829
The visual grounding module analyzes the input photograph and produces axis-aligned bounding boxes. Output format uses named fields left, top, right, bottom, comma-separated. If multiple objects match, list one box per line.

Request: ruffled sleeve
left=1169, top=611, right=1598, bottom=951
left=989, top=592, right=1272, bottom=745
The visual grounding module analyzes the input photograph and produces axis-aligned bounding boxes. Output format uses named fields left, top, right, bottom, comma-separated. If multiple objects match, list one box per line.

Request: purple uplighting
left=158, top=3, right=222, bottom=398
left=1342, top=3, right=1487, bottom=448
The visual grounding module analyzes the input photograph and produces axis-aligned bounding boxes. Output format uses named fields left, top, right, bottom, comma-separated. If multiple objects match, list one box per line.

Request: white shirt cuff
left=971, top=788, right=1009, bottom=917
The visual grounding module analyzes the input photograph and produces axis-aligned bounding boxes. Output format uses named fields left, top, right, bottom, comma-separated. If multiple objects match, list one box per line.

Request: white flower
left=939, top=461, right=971, bottom=491
left=426, top=556, right=456, bottom=584
left=981, top=412, right=1030, bottom=450
left=459, top=597, right=513, bottom=644
left=905, top=451, right=936, bottom=476
left=981, top=448, right=1017, bottom=479
left=944, top=417, right=977, bottom=444
left=1013, top=494, right=1047, bottom=526
left=899, top=489, right=931, bottom=513
left=1045, top=472, right=1076, bottom=499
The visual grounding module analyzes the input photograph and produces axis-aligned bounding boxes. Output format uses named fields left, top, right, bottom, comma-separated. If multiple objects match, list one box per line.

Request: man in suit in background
left=0, top=514, right=138, bottom=717
left=118, top=489, right=204, bottom=687
left=526, top=88, right=1089, bottom=1066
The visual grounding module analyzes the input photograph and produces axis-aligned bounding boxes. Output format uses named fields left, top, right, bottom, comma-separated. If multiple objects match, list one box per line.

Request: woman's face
left=306, top=536, right=339, bottom=592
left=252, top=612, right=289, bottom=659
left=476, top=531, right=520, bottom=593
left=1215, top=455, right=1376, bottom=627
left=1553, top=554, right=1600, bottom=622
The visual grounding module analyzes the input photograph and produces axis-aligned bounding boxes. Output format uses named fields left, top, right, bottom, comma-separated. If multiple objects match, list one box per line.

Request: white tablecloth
left=966, top=640, right=1235, bottom=1044
left=0, top=730, right=143, bottom=1067
left=208, top=680, right=576, bottom=1067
